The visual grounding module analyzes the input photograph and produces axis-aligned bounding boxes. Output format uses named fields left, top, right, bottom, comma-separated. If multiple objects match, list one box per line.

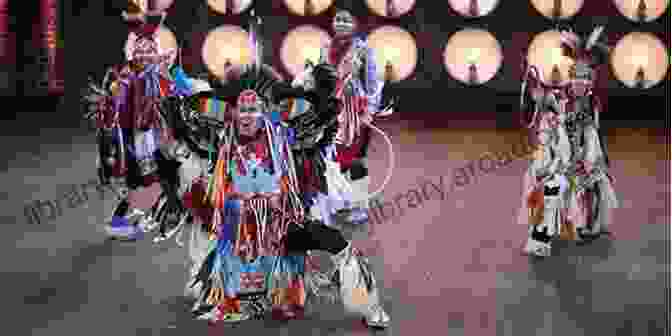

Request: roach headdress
left=559, top=25, right=611, bottom=68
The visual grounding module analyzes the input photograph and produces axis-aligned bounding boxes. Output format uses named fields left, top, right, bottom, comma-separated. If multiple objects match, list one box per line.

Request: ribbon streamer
left=249, top=198, right=268, bottom=254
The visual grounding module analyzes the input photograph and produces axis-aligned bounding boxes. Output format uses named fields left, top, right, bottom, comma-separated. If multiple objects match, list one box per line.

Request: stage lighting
left=527, top=30, right=576, bottom=86
left=124, top=24, right=178, bottom=65
left=280, top=25, right=331, bottom=77
left=284, top=0, right=334, bottom=16
left=367, top=26, right=418, bottom=82
left=207, top=0, right=253, bottom=15
left=365, top=0, right=416, bottom=17
left=444, top=28, right=503, bottom=85
left=611, top=32, right=669, bottom=89
left=448, top=0, right=500, bottom=17
left=613, top=0, right=670, bottom=23
left=127, top=0, right=174, bottom=12
left=530, top=0, right=584, bottom=20
left=122, top=0, right=174, bottom=21
left=202, top=25, right=252, bottom=78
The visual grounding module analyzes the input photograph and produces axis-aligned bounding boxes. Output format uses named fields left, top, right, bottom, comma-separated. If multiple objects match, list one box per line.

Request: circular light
left=448, top=0, right=500, bottom=17
left=527, top=30, right=577, bottom=85
left=284, top=0, right=334, bottom=16
left=367, top=26, right=418, bottom=82
left=611, top=32, right=669, bottom=89
left=207, top=0, right=254, bottom=15
left=124, top=25, right=178, bottom=65
left=202, top=25, right=252, bottom=78
left=613, top=0, right=670, bottom=23
left=365, top=0, right=416, bottom=17
left=154, top=0, right=175, bottom=11
left=530, top=0, right=584, bottom=19
left=128, top=0, right=175, bottom=12
left=444, top=29, right=503, bottom=85
left=280, top=25, right=331, bottom=77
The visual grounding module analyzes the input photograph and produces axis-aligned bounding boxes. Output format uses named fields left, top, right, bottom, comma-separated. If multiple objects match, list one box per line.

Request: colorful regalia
left=83, top=8, right=179, bottom=240
left=182, top=61, right=389, bottom=329
left=175, top=63, right=310, bottom=322
left=86, top=8, right=392, bottom=329
left=313, top=9, right=394, bottom=224
left=519, top=26, right=618, bottom=257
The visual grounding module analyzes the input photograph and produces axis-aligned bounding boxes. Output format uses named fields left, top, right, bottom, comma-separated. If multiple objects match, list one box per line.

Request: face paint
left=333, top=10, right=355, bottom=36
left=237, top=104, right=263, bottom=137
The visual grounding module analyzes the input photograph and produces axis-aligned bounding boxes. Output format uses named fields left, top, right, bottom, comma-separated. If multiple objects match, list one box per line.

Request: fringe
left=304, top=270, right=339, bottom=304
left=352, top=248, right=375, bottom=292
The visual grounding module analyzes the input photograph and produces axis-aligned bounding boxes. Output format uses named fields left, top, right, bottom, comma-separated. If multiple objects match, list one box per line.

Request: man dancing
left=318, top=9, right=392, bottom=224
left=186, top=60, right=390, bottom=328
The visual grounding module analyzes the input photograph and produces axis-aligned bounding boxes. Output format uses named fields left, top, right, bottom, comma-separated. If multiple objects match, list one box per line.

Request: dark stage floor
left=0, top=119, right=669, bottom=336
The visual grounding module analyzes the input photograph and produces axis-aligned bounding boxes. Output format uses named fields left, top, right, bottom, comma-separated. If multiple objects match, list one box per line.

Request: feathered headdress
left=206, top=63, right=285, bottom=107
left=559, top=26, right=611, bottom=67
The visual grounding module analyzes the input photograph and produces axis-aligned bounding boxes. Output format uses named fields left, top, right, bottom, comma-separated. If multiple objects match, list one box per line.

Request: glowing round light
left=443, top=28, right=503, bottom=85
left=124, top=25, right=178, bottom=65
left=128, top=0, right=175, bottom=12
left=611, top=32, right=669, bottom=89
left=530, top=0, right=584, bottom=19
left=207, top=0, right=253, bottom=15
left=280, top=25, right=331, bottom=77
left=202, top=25, right=252, bottom=78
left=367, top=26, right=418, bottom=82
left=527, top=30, right=577, bottom=85
left=448, top=0, right=500, bottom=17
left=284, top=0, right=334, bottom=16
left=613, top=0, right=670, bottom=22
left=365, top=0, right=416, bottom=17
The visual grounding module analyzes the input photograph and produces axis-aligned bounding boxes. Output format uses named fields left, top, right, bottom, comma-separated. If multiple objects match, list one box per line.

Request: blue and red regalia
left=319, top=10, right=386, bottom=223
left=85, top=3, right=180, bottom=240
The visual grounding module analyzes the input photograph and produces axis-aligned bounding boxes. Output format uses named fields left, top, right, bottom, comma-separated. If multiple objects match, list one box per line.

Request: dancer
left=183, top=60, right=390, bottom=328
left=177, top=10, right=392, bottom=326
left=518, top=25, right=617, bottom=257
left=559, top=26, right=618, bottom=240
left=518, top=63, right=572, bottom=257
left=82, top=3, right=177, bottom=240
left=316, top=9, right=396, bottom=224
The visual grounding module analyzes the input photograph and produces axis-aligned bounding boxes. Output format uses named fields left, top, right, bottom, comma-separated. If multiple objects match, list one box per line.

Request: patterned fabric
left=327, top=36, right=380, bottom=147
left=198, top=97, right=229, bottom=122
left=335, top=93, right=367, bottom=147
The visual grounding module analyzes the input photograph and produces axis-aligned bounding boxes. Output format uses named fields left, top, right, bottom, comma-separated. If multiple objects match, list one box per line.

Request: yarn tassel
left=210, top=145, right=230, bottom=208
left=280, top=175, right=290, bottom=194
left=208, top=209, right=222, bottom=240
left=206, top=271, right=227, bottom=305
left=203, top=172, right=215, bottom=204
